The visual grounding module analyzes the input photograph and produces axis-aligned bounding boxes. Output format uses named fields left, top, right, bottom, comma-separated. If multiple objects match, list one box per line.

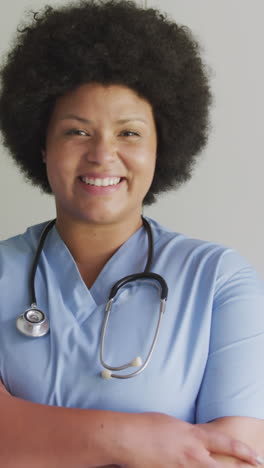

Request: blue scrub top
left=0, top=217, right=264, bottom=423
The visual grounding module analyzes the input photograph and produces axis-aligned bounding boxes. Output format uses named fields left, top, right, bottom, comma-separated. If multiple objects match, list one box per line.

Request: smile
left=80, top=176, right=121, bottom=187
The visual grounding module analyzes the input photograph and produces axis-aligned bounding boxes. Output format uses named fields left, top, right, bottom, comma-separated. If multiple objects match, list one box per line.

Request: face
left=44, top=82, right=157, bottom=226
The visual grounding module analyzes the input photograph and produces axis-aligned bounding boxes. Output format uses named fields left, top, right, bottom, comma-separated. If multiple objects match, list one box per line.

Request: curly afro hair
left=0, top=0, right=211, bottom=205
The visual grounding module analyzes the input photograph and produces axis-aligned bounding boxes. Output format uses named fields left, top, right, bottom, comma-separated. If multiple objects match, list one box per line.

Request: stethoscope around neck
left=16, top=217, right=168, bottom=379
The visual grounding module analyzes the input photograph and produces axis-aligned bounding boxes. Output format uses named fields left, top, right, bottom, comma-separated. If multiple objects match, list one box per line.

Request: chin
left=78, top=210, right=126, bottom=226
left=58, top=199, right=140, bottom=226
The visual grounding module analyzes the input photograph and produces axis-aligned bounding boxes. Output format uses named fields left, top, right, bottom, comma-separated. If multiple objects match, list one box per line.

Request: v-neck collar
left=42, top=220, right=150, bottom=306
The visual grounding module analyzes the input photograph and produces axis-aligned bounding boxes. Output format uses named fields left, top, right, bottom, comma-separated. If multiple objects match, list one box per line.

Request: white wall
left=145, top=0, right=264, bottom=276
left=0, top=1, right=263, bottom=276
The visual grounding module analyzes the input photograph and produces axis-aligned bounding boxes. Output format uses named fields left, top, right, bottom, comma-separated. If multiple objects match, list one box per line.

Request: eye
left=65, top=129, right=89, bottom=136
left=120, top=130, right=140, bottom=137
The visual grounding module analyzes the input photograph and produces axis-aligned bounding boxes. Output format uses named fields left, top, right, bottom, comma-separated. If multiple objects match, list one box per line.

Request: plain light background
left=0, top=0, right=263, bottom=277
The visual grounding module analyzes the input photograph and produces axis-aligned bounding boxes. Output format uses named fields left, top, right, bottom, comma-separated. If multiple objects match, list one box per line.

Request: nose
left=84, top=134, right=117, bottom=165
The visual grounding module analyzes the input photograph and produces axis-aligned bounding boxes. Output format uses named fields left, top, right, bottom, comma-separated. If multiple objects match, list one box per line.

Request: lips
left=78, top=174, right=126, bottom=195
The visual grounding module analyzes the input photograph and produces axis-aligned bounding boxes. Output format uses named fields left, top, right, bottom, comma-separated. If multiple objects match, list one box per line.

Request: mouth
left=79, top=176, right=125, bottom=187
left=78, top=175, right=126, bottom=195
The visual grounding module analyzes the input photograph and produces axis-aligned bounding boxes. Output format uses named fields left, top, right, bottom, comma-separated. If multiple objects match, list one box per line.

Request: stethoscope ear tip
left=131, top=356, right=142, bottom=367
left=101, top=369, right=113, bottom=379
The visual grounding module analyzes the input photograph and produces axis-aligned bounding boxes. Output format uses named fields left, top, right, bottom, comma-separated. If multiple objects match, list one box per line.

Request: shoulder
left=147, top=216, right=261, bottom=286
left=0, top=221, right=51, bottom=272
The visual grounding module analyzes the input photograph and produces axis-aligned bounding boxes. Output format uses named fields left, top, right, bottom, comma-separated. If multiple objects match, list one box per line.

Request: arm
left=0, top=388, right=122, bottom=468
left=195, top=251, right=264, bottom=466
left=0, top=383, right=262, bottom=468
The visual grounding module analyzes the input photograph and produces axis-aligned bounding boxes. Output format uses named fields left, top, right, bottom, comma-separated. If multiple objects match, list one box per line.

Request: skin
left=0, top=379, right=263, bottom=467
left=2, top=83, right=261, bottom=467
left=42, top=82, right=264, bottom=466
left=43, top=82, right=157, bottom=287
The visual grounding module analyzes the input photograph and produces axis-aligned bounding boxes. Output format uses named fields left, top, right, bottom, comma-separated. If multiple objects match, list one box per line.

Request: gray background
left=0, top=0, right=263, bottom=277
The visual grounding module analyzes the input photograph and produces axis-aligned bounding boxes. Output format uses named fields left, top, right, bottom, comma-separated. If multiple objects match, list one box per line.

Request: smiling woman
left=43, top=83, right=157, bottom=229
left=0, top=1, right=263, bottom=467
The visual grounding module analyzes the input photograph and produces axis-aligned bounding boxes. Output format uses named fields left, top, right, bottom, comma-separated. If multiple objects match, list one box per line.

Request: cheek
left=127, top=152, right=156, bottom=198
left=128, top=141, right=156, bottom=169
left=45, top=152, right=74, bottom=189
left=46, top=145, right=72, bottom=171
left=136, top=150, right=156, bottom=178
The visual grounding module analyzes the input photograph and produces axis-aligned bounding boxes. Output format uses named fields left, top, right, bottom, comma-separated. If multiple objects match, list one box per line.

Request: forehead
left=50, top=82, right=154, bottom=120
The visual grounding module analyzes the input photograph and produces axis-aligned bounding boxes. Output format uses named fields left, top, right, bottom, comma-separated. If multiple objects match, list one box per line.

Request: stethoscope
left=16, top=217, right=168, bottom=379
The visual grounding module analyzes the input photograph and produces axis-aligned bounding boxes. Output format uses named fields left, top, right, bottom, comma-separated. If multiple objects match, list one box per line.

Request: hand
left=118, top=412, right=263, bottom=468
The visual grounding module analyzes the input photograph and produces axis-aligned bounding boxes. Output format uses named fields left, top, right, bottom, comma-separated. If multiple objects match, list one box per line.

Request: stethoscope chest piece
left=16, top=304, right=49, bottom=338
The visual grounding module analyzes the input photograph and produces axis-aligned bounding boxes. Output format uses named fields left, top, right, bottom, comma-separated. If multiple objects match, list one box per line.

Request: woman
left=0, top=1, right=263, bottom=467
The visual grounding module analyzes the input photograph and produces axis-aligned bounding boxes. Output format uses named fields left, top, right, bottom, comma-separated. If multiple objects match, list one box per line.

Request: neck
left=55, top=213, right=143, bottom=266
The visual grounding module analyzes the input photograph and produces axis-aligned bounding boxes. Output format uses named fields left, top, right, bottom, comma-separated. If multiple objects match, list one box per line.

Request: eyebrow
left=60, top=114, right=147, bottom=124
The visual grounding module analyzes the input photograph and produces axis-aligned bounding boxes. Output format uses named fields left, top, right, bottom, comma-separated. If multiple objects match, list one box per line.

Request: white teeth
left=81, top=176, right=121, bottom=187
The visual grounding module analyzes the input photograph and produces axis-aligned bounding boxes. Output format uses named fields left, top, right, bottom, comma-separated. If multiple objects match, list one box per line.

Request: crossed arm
left=0, top=381, right=263, bottom=468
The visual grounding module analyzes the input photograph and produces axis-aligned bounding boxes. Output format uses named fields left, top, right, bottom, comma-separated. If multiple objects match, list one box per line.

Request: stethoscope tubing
left=16, top=216, right=169, bottom=379
left=100, top=296, right=166, bottom=379
left=30, top=219, right=56, bottom=304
